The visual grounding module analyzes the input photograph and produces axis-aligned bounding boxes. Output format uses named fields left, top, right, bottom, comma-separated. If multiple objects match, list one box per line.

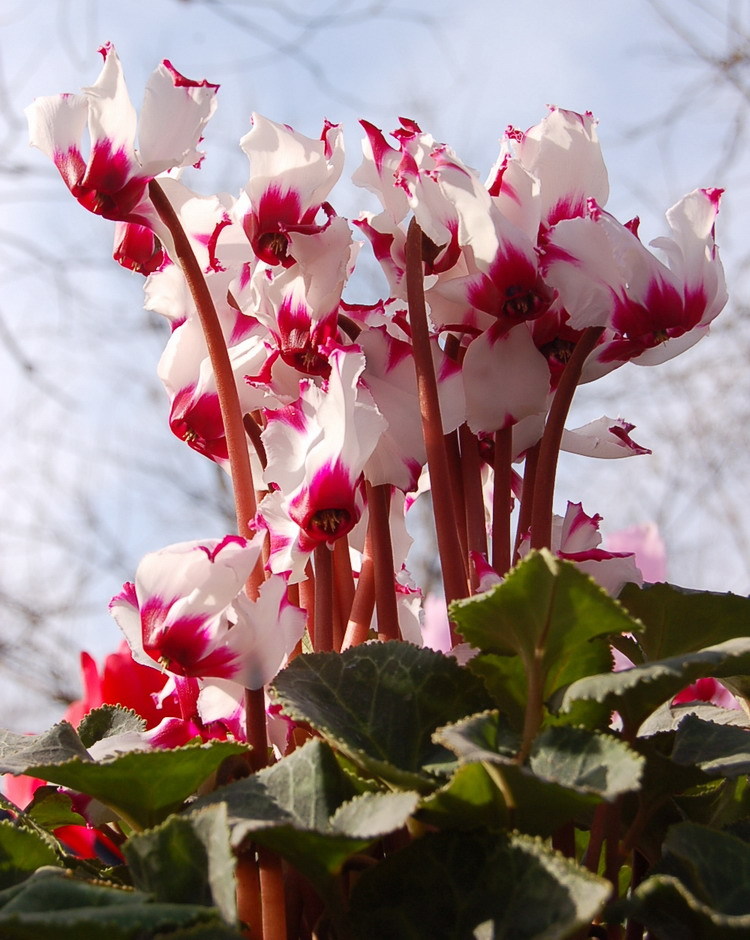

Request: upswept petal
left=82, top=44, right=138, bottom=161
left=132, top=535, right=264, bottom=624
left=561, top=417, right=651, bottom=458
left=240, top=114, right=344, bottom=264
left=496, top=107, right=609, bottom=229
left=27, top=44, right=218, bottom=223
left=519, top=501, right=642, bottom=596
left=353, top=120, right=411, bottom=224
left=26, top=92, right=88, bottom=190
left=228, top=575, right=306, bottom=689
left=545, top=198, right=727, bottom=364
left=137, top=59, right=219, bottom=175
left=260, top=348, right=386, bottom=552
left=543, top=214, right=622, bottom=329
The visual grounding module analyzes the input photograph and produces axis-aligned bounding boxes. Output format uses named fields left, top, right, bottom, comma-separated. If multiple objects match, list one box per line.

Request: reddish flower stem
left=236, top=851, right=263, bottom=940
left=332, top=587, right=346, bottom=653
left=444, top=429, right=470, bottom=581
left=529, top=326, right=604, bottom=550
left=459, top=424, right=488, bottom=588
left=313, top=544, right=334, bottom=652
left=332, top=535, right=356, bottom=630
left=583, top=802, right=608, bottom=873
left=244, top=687, right=269, bottom=772
left=258, top=847, right=288, bottom=940
left=514, top=442, right=539, bottom=559
left=148, top=181, right=259, bottom=563
left=300, top=562, right=316, bottom=650
left=148, top=181, right=271, bottom=774
left=492, top=426, right=514, bottom=576
left=405, top=218, right=467, bottom=615
left=367, top=482, right=400, bottom=641
left=342, top=529, right=376, bottom=649
left=243, top=413, right=268, bottom=470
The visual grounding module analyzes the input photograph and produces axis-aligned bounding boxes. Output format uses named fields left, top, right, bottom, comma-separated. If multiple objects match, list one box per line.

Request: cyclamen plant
left=2, top=43, right=750, bottom=940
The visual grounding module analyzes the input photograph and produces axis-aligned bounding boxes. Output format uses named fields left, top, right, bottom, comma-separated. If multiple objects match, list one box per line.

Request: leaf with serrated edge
left=192, top=740, right=419, bottom=897
left=436, top=713, right=642, bottom=800
left=554, top=637, right=750, bottom=735
left=348, top=828, right=610, bottom=938
left=272, top=642, right=491, bottom=791
left=0, top=723, right=90, bottom=775
left=625, top=822, right=750, bottom=935
left=450, top=550, right=638, bottom=704
left=671, top=715, right=750, bottom=778
left=0, top=822, right=61, bottom=890
left=25, top=790, right=87, bottom=831
left=77, top=706, right=145, bottom=749
left=620, top=581, right=750, bottom=661
left=328, top=790, right=419, bottom=839
left=27, top=740, right=247, bottom=830
left=125, top=803, right=236, bottom=926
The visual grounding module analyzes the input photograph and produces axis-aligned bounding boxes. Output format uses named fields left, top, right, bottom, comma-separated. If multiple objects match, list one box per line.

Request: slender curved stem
left=492, top=426, right=513, bottom=576
left=514, top=442, right=539, bottom=558
left=367, top=483, right=400, bottom=641
left=148, top=181, right=259, bottom=557
left=313, top=544, right=334, bottom=652
left=459, top=424, right=487, bottom=589
left=529, top=326, right=604, bottom=550
left=259, top=847, right=288, bottom=940
left=342, top=528, right=376, bottom=649
left=405, top=218, right=467, bottom=615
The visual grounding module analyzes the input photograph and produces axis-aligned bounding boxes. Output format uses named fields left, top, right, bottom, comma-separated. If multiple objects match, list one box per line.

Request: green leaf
left=24, top=790, right=87, bottom=831
left=193, top=739, right=419, bottom=899
left=528, top=725, right=644, bottom=799
left=0, top=869, right=225, bottom=939
left=272, top=642, right=491, bottom=790
left=434, top=710, right=520, bottom=764
left=624, top=822, right=750, bottom=937
left=619, top=581, right=750, bottom=661
left=436, top=713, right=642, bottom=798
left=468, top=653, right=529, bottom=729
left=553, top=637, right=750, bottom=734
left=638, top=700, right=747, bottom=738
left=450, top=550, right=635, bottom=704
left=124, top=803, right=236, bottom=926
left=418, top=762, right=513, bottom=831
left=328, top=790, right=420, bottom=839
left=0, top=822, right=60, bottom=889
left=671, top=715, right=750, bottom=778
left=348, top=828, right=610, bottom=939
left=28, top=740, right=247, bottom=830
left=77, top=707, right=146, bottom=749
left=0, top=723, right=90, bottom=775
left=429, top=713, right=642, bottom=835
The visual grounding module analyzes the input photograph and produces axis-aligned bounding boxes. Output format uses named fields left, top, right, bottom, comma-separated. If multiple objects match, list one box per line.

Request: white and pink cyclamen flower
left=110, top=534, right=305, bottom=689
left=26, top=43, right=218, bottom=227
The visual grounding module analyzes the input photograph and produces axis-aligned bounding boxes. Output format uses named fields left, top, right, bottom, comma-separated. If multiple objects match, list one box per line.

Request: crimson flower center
left=310, top=508, right=350, bottom=536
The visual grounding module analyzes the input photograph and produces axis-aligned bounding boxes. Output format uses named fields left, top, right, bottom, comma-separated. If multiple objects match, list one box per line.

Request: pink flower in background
left=604, top=522, right=667, bottom=583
